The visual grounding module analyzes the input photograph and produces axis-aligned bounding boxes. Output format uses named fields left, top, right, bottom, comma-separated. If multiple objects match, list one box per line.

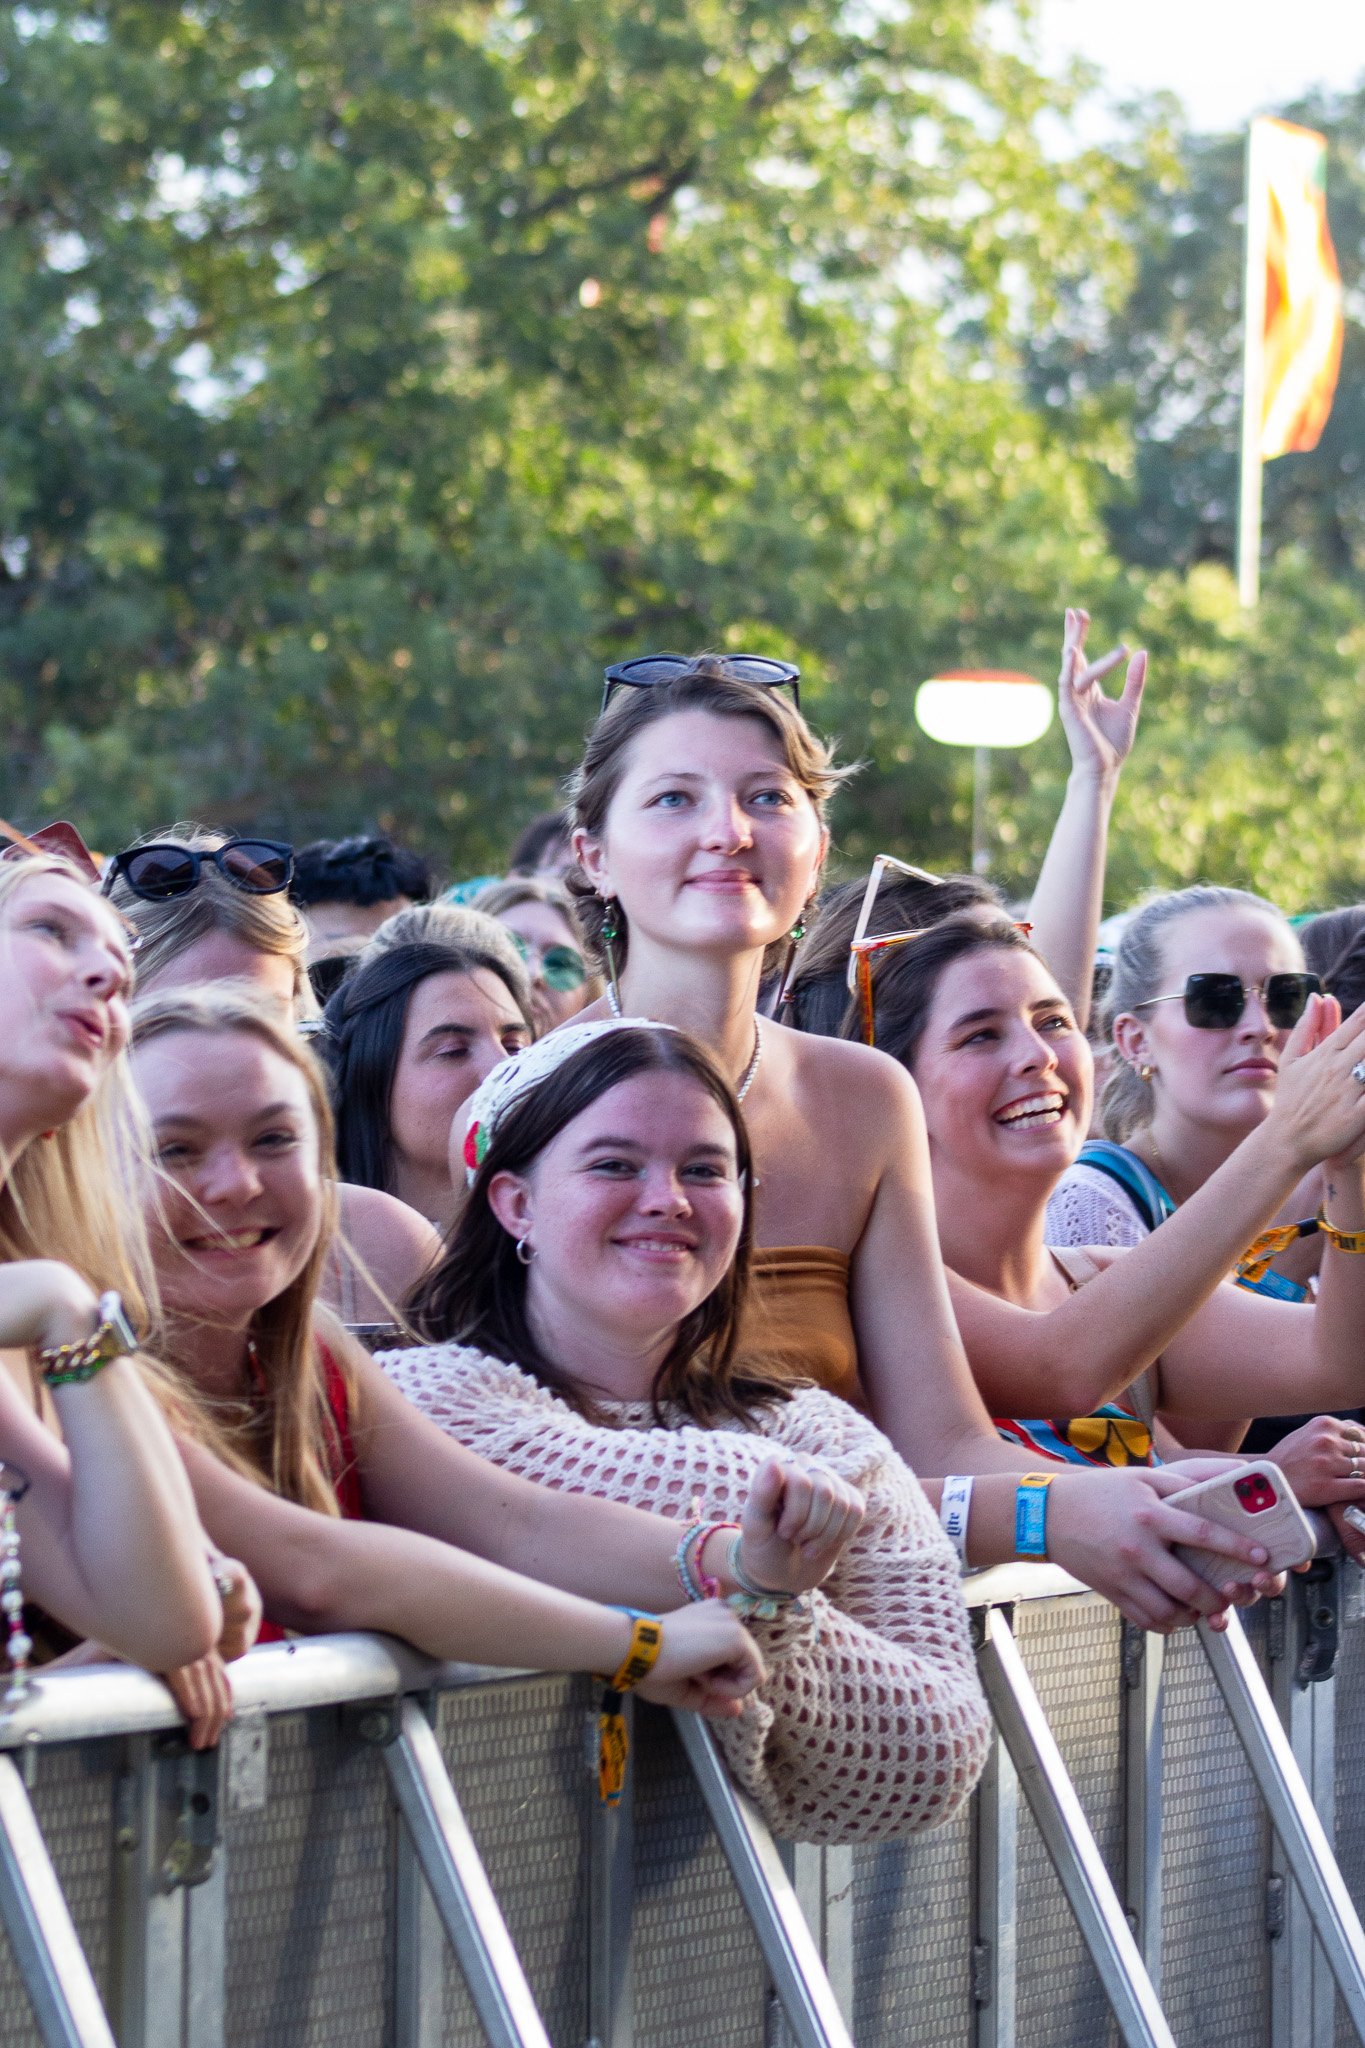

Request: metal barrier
left=0, top=1564, right=1364, bottom=2046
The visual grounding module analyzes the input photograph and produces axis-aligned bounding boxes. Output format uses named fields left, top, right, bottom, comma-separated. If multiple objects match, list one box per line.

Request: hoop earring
left=515, top=1235, right=535, bottom=1266
left=600, top=896, right=623, bottom=1015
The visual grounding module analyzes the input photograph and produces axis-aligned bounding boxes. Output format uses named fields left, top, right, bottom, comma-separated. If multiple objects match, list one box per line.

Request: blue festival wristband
left=1014, top=1474, right=1054, bottom=1559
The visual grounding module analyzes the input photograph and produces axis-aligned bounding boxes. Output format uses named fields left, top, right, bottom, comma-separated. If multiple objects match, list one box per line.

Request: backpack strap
left=1077, top=1140, right=1176, bottom=1235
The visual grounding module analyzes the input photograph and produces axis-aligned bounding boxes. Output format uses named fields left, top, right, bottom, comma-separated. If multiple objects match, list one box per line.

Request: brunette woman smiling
left=555, top=652, right=1271, bottom=1632
left=857, top=912, right=1365, bottom=1500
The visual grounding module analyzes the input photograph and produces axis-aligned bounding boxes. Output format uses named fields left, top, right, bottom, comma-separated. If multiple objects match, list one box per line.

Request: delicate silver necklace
left=606, top=988, right=764, bottom=1103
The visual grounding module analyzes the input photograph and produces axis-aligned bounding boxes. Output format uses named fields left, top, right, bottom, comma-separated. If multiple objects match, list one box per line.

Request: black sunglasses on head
left=601, top=651, right=801, bottom=715
left=102, top=837, right=294, bottom=903
left=1135, top=971, right=1321, bottom=1032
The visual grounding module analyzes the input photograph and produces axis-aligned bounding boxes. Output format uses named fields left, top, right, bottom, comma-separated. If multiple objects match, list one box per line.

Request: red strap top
left=254, top=1341, right=362, bottom=1645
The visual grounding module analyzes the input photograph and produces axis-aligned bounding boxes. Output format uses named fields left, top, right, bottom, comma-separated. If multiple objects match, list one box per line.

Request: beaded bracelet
left=674, top=1520, right=736, bottom=1603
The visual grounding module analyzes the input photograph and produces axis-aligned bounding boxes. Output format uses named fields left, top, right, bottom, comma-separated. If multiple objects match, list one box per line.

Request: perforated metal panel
left=436, top=1674, right=591, bottom=2047
left=1158, top=1624, right=1270, bottom=2048
left=631, top=1706, right=767, bottom=2047
left=852, top=1813, right=973, bottom=2047
left=1333, top=1572, right=1365, bottom=2048
left=1006, top=1593, right=1122, bottom=2048
left=223, top=1708, right=392, bottom=2048
left=0, top=1738, right=119, bottom=2047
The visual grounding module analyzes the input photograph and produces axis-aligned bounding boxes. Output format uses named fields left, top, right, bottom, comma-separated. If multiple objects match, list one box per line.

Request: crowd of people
left=3, top=609, right=1365, bottom=1855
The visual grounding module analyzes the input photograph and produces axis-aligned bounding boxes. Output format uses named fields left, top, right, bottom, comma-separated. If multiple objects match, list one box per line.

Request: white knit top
left=380, top=1342, right=991, bottom=1845
left=1046, top=1161, right=1151, bottom=1249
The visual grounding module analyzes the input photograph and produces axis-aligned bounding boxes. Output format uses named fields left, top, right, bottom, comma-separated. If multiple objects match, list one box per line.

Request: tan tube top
left=736, top=1246, right=862, bottom=1407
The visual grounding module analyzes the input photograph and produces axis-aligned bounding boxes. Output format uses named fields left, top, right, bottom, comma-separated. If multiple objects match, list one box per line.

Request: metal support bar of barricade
left=1120, top=1622, right=1163, bottom=1985
left=973, top=1606, right=1176, bottom=2048
left=971, top=1726, right=1018, bottom=2048
left=1267, top=1567, right=1339, bottom=2048
left=110, top=1736, right=225, bottom=2048
left=1198, top=1611, right=1365, bottom=2043
left=670, top=1711, right=854, bottom=2048
left=0, top=1753, right=115, bottom=2048
left=383, top=1697, right=553, bottom=2048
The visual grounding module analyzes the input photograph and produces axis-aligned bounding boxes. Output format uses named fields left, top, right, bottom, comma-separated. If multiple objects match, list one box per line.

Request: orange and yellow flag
left=1250, top=117, right=1343, bottom=460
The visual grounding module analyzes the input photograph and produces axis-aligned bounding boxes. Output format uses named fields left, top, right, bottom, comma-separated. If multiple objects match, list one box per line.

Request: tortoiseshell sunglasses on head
left=846, top=855, right=1030, bottom=1047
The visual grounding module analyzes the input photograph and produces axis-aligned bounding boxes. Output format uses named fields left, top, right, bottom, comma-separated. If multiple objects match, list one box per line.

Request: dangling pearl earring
left=600, top=897, right=624, bottom=1016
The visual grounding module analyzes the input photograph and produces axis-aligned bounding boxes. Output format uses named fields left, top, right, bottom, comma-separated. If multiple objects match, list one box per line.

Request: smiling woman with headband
left=125, top=982, right=871, bottom=1722
left=384, top=1016, right=990, bottom=1844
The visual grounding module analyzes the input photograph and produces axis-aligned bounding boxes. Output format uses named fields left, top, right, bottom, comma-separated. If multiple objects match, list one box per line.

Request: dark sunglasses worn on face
left=507, top=931, right=588, bottom=992
left=102, top=838, right=294, bottom=903
left=1135, top=971, right=1321, bottom=1032
left=601, top=651, right=801, bottom=715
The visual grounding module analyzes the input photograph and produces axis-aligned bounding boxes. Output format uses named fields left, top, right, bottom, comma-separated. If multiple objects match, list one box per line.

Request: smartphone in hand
left=1165, top=1461, right=1315, bottom=1590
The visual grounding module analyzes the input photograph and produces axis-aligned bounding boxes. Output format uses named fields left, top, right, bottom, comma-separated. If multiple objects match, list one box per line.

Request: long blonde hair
left=131, top=983, right=361, bottom=1515
left=0, top=854, right=158, bottom=1324
left=108, top=825, right=315, bottom=1016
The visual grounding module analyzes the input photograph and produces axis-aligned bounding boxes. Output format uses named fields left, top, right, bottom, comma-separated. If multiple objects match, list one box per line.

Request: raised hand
left=1057, top=606, right=1147, bottom=784
left=732, top=1456, right=865, bottom=1598
left=1266, top=996, right=1365, bottom=1172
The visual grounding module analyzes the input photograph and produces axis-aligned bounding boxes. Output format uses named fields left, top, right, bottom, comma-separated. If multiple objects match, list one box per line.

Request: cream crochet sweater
left=380, top=1342, right=991, bottom=1845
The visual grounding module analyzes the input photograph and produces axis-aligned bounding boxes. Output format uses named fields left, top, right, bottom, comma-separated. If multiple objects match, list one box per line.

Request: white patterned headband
left=460, top=1016, right=681, bottom=1182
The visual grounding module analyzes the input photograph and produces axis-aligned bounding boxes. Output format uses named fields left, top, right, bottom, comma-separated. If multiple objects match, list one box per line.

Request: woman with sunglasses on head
left=473, top=877, right=601, bottom=1034
left=387, top=1018, right=988, bottom=1844
left=107, top=825, right=440, bottom=1326
left=853, top=910, right=1365, bottom=1522
left=322, top=934, right=535, bottom=1236
left=0, top=848, right=246, bottom=1696
left=552, top=647, right=1273, bottom=1633
left=128, top=982, right=854, bottom=1715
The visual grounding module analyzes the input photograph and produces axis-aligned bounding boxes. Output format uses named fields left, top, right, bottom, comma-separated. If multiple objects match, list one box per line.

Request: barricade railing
left=1, top=1562, right=1364, bottom=2046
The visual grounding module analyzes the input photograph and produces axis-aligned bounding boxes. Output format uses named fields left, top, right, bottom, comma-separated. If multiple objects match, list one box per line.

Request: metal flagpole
left=1237, top=119, right=1268, bottom=609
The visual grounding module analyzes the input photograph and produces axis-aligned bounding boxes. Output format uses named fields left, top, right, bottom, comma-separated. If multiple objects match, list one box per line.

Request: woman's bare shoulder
left=772, top=1023, right=922, bottom=1115
left=333, top=1184, right=442, bottom=1296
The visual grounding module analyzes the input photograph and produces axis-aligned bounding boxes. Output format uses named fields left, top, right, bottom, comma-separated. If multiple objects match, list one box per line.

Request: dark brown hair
left=788, top=871, right=1002, bottom=1037
left=840, top=911, right=1040, bottom=1069
left=564, top=656, right=851, bottom=976
left=1298, top=906, right=1365, bottom=1020
left=405, top=1025, right=790, bottom=1425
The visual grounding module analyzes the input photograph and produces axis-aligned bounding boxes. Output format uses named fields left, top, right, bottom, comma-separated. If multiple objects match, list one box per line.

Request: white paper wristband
left=939, top=1475, right=974, bottom=1572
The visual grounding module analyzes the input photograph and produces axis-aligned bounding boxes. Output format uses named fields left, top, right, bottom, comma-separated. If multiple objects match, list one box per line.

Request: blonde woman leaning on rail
left=127, top=983, right=858, bottom=1708
left=386, top=1019, right=991, bottom=1845
left=0, top=852, right=231, bottom=1678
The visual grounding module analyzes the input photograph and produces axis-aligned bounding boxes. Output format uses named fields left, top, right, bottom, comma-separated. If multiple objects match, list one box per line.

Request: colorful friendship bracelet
left=674, top=1520, right=736, bottom=1603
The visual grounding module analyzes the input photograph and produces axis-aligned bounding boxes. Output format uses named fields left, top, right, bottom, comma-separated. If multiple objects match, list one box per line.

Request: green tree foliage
left=1, top=5, right=1362, bottom=909
left=0, top=0, right=1145, bottom=867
